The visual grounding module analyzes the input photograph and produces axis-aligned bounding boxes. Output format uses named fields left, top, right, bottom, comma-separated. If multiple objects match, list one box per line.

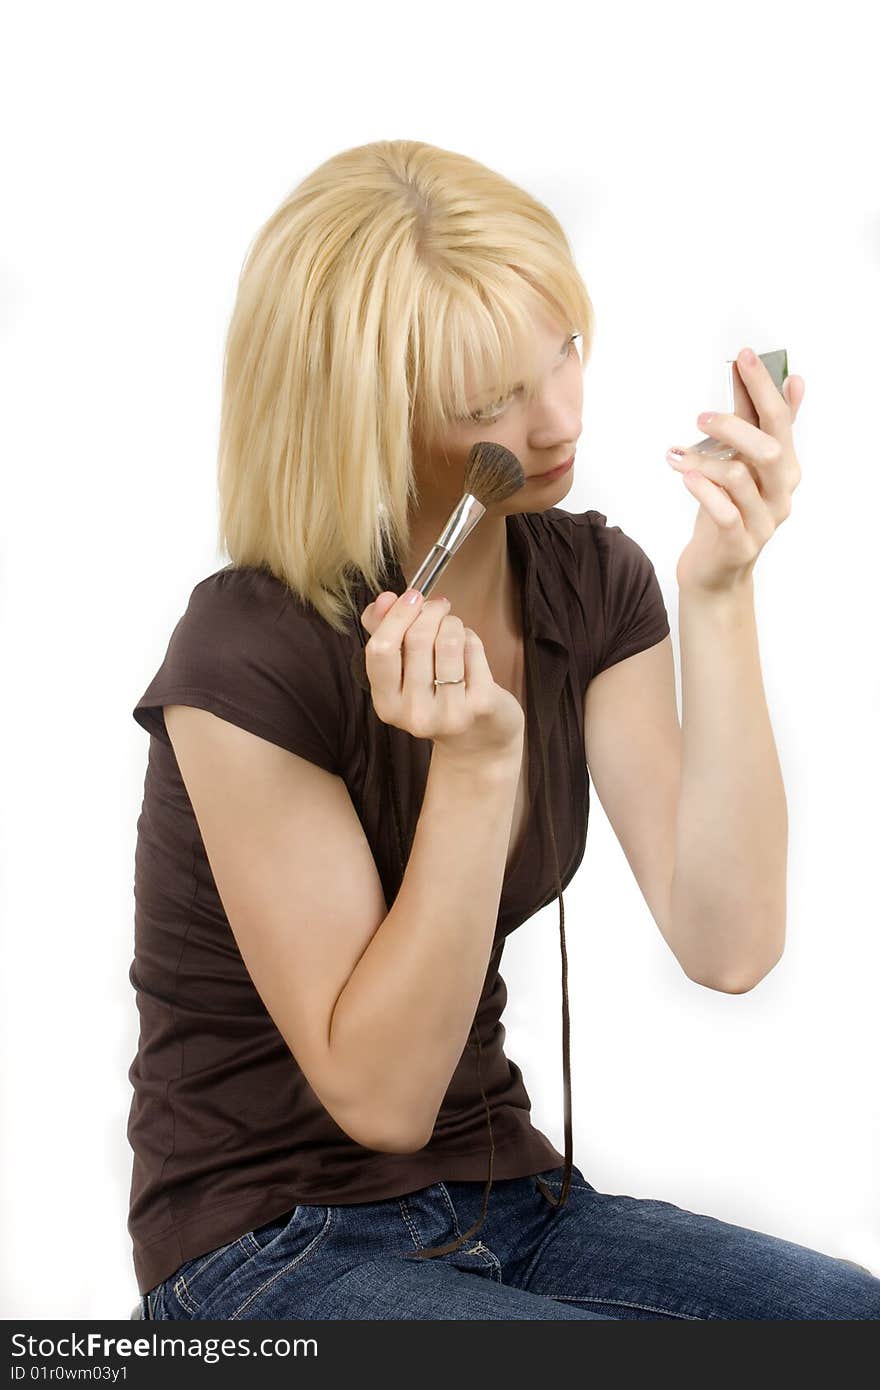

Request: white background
left=2, top=0, right=878, bottom=1319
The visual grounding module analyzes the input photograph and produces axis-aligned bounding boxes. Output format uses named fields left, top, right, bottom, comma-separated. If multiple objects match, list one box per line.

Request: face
left=412, top=303, right=584, bottom=512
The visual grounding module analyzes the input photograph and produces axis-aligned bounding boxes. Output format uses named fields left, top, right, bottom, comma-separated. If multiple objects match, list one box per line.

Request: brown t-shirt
left=127, top=506, right=670, bottom=1295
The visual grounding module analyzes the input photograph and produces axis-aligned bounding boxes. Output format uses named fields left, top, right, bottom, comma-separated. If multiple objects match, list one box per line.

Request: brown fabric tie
left=352, top=596, right=574, bottom=1259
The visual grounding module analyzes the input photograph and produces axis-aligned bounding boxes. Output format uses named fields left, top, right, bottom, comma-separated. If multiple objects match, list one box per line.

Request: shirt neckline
left=375, top=510, right=574, bottom=908
left=502, top=512, right=570, bottom=889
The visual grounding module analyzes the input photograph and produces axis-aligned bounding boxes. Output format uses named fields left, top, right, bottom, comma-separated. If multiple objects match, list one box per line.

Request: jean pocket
left=534, top=1163, right=593, bottom=1193
left=168, top=1208, right=298, bottom=1318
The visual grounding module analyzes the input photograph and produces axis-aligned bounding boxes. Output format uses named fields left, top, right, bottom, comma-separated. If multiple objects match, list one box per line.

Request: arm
left=164, top=703, right=523, bottom=1157
left=661, top=344, right=801, bottom=987
left=584, top=577, right=787, bottom=994
left=669, top=575, right=787, bottom=991
left=330, top=743, right=523, bottom=1150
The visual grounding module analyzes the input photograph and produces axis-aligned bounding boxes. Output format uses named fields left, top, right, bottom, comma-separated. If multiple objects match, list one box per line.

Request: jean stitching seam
left=521, top=1223, right=556, bottom=1294
left=172, top=1231, right=262, bottom=1314
left=397, top=1197, right=424, bottom=1251
left=227, top=1208, right=335, bottom=1320
left=173, top=1276, right=198, bottom=1316
left=478, top=1247, right=503, bottom=1282
left=436, top=1183, right=463, bottom=1240
left=544, top=1294, right=704, bottom=1320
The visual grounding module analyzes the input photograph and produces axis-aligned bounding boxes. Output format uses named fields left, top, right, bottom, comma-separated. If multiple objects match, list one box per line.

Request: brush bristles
left=463, top=441, right=526, bottom=505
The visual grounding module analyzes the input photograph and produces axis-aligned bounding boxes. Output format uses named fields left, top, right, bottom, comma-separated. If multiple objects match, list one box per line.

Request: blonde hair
left=216, top=139, right=596, bottom=634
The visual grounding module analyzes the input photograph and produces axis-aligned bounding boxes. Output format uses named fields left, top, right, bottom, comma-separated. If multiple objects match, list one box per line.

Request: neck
left=401, top=506, right=516, bottom=636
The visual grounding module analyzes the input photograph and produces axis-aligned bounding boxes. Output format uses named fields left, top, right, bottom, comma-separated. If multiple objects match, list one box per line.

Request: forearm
left=329, top=741, right=522, bottom=1150
left=669, top=575, right=787, bottom=991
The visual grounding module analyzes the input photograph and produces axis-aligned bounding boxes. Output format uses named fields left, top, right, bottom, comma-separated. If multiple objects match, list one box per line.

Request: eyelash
left=467, top=334, right=581, bottom=424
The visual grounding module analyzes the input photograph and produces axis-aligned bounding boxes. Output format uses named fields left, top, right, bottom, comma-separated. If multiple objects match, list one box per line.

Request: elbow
left=703, top=973, right=760, bottom=995
left=686, top=951, right=785, bottom=995
left=359, top=1121, right=432, bottom=1155
left=680, top=916, right=787, bottom=994
left=337, top=1103, right=434, bottom=1156
left=373, top=1127, right=433, bottom=1155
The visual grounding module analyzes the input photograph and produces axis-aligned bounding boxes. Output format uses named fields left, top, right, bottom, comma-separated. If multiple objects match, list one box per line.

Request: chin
left=509, top=475, right=574, bottom=511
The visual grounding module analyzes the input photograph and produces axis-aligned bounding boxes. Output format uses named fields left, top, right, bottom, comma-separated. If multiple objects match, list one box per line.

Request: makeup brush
left=350, top=440, right=526, bottom=691
left=407, top=440, right=526, bottom=598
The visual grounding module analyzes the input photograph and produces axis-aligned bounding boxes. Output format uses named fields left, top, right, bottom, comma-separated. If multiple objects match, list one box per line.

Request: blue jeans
left=141, top=1163, right=880, bottom=1320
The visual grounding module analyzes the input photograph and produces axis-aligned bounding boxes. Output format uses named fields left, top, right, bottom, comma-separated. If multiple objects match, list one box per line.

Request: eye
left=468, top=390, right=518, bottom=425
left=465, top=335, right=581, bottom=424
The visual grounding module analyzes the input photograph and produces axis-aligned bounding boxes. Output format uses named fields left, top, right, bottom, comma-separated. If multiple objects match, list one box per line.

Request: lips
left=533, top=453, right=574, bottom=478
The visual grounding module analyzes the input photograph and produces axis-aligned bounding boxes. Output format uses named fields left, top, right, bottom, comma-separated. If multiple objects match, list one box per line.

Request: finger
left=674, top=451, right=766, bottom=526
left=360, top=590, right=404, bottom=634
left=692, top=411, right=781, bottom=473
left=671, top=445, right=795, bottom=528
left=682, top=469, right=745, bottom=529
left=735, top=347, right=791, bottom=440
left=460, top=627, right=493, bottom=703
left=783, top=375, right=805, bottom=422
left=668, top=442, right=761, bottom=488
left=364, top=589, right=429, bottom=693
left=683, top=410, right=796, bottom=506
left=401, top=597, right=453, bottom=699
left=433, top=612, right=468, bottom=701
left=373, top=591, right=398, bottom=622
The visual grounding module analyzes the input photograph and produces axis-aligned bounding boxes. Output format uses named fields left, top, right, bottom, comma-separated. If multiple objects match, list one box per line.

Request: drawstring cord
left=350, top=586, right=573, bottom=1260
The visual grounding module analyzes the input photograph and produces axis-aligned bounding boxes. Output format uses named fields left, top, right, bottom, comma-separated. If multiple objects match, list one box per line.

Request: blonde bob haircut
left=216, top=139, right=596, bottom=634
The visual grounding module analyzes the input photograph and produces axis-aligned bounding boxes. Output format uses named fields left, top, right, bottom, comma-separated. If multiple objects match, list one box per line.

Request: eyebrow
left=468, top=334, right=572, bottom=408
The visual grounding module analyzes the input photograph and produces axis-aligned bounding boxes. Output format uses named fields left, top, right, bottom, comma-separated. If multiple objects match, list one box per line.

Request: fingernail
left=403, top=589, right=421, bottom=604
left=740, top=348, right=756, bottom=367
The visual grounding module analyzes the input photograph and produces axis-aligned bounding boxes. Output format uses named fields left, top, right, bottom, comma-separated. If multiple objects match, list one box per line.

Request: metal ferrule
left=407, top=494, right=487, bottom=596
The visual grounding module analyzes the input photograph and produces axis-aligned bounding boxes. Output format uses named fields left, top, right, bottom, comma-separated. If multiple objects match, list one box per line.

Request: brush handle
left=349, top=493, right=487, bottom=693
left=408, top=493, right=488, bottom=596
left=348, top=545, right=455, bottom=692
left=408, top=544, right=453, bottom=597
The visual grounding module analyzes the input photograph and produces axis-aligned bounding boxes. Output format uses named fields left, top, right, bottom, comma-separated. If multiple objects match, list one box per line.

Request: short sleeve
left=132, top=566, right=346, bottom=775
left=586, top=512, right=670, bottom=676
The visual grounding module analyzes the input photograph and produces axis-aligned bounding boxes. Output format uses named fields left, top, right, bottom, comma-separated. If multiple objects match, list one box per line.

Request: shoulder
left=187, top=563, right=330, bottom=629
left=531, top=507, right=669, bottom=677
left=133, top=565, right=355, bottom=771
left=543, top=504, right=641, bottom=555
left=178, top=564, right=351, bottom=668
left=527, top=504, right=633, bottom=546
left=528, top=505, right=657, bottom=592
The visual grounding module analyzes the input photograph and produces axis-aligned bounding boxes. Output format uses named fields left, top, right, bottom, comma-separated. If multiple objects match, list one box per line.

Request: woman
left=128, top=138, right=877, bottom=1320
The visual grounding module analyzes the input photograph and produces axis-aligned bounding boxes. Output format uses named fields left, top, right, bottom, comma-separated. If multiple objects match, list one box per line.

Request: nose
left=530, top=389, right=582, bottom=445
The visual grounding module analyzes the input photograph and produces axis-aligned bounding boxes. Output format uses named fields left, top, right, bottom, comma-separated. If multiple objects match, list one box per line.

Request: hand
left=665, top=348, right=805, bottom=595
left=359, top=590, right=525, bottom=763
